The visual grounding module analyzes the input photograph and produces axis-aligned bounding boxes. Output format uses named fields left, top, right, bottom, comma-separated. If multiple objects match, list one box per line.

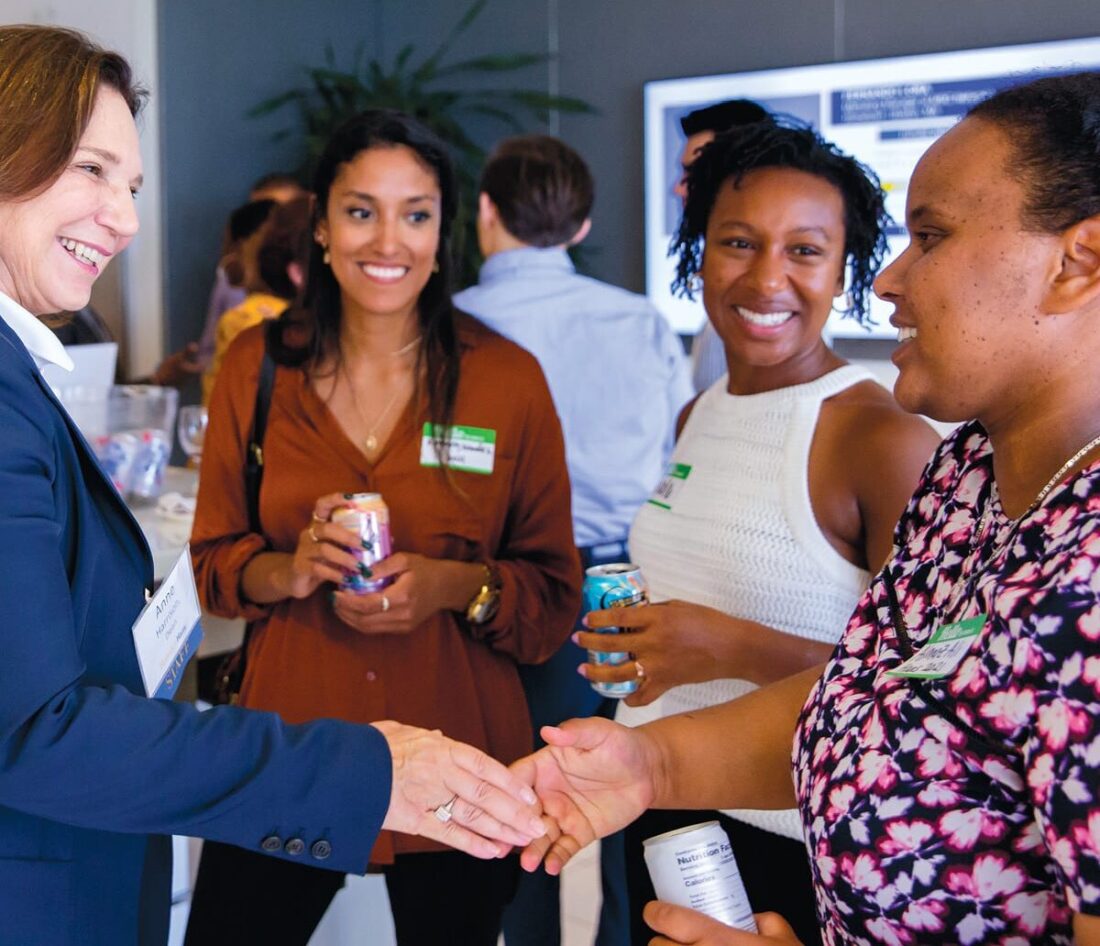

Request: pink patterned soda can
left=332, top=493, right=393, bottom=594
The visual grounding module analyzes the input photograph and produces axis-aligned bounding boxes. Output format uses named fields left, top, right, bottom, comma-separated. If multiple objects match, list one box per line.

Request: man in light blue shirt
left=455, top=134, right=690, bottom=946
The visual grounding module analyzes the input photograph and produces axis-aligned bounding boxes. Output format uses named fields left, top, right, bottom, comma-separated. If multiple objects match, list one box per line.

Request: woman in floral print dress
left=514, top=71, right=1100, bottom=946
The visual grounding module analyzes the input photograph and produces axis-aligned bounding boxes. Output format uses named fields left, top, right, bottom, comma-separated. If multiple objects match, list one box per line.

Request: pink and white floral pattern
left=795, top=423, right=1100, bottom=944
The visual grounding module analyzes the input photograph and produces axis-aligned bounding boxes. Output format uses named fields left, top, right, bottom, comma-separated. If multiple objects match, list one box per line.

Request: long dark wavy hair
left=671, top=117, right=889, bottom=327
left=268, top=108, right=460, bottom=440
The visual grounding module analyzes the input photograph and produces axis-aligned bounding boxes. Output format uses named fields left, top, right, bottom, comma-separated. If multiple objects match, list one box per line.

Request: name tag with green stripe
left=420, top=423, right=496, bottom=475
left=647, top=462, right=692, bottom=510
left=887, top=615, right=986, bottom=679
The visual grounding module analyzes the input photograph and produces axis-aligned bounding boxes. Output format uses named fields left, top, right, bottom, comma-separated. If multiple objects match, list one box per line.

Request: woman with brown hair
left=0, top=25, right=546, bottom=945
left=186, top=109, right=579, bottom=944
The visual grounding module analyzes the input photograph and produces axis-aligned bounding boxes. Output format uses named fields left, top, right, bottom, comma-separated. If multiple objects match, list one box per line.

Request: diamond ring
left=434, top=794, right=458, bottom=823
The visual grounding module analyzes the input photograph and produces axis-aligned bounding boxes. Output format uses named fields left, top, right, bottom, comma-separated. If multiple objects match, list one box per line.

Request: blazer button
left=310, top=839, right=333, bottom=860
left=285, top=837, right=306, bottom=856
left=261, top=835, right=282, bottom=852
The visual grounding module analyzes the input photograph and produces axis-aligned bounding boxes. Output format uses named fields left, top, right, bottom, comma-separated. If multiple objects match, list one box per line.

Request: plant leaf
left=247, top=89, right=305, bottom=118
left=432, top=52, right=546, bottom=78
left=413, top=0, right=486, bottom=82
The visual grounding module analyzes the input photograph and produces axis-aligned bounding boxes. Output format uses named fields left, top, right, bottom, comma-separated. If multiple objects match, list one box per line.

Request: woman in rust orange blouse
left=186, top=110, right=580, bottom=946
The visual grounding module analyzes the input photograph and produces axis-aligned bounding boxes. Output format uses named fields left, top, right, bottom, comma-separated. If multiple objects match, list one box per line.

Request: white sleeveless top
left=617, top=365, right=873, bottom=840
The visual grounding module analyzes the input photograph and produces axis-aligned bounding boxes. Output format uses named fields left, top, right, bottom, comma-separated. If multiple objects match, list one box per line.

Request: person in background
left=186, top=110, right=579, bottom=945
left=0, top=24, right=546, bottom=946
left=579, top=120, right=940, bottom=944
left=195, top=173, right=307, bottom=366
left=202, top=195, right=311, bottom=402
left=676, top=99, right=773, bottom=393
left=519, top=70, right=1100, bottom=946
left=454, top=133, right=691, bottom=946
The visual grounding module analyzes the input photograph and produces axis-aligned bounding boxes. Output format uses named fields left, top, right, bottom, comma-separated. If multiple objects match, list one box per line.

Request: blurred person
left=202, top=195, right=312, bottom=402
left=250, top=170, right=307, bottom=205
left=675, top=99, right=773, bottom=393
left=195, top=174, right=306, bottom=365
left=455, top=133, right=690, bottom=946
left=519, top=70, right=1100, bottom=946
left=578, top=120, right=939, bottom=944
left=185, top=110, right=579, bottom=946
left=0, top=25, right=546, bottom=946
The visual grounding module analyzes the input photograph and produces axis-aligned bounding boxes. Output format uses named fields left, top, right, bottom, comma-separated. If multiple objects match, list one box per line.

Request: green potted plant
left=251, top=0, right=595, bottom=284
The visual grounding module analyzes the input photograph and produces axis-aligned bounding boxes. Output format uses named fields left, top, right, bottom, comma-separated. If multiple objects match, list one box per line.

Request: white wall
left=2, top=1, right=164, bottom=377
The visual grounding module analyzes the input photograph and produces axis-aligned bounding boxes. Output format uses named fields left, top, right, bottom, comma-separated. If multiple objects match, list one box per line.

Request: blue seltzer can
left=333, top=493, right=393, bottom=595
left=583, top=563, right=648, bottom=698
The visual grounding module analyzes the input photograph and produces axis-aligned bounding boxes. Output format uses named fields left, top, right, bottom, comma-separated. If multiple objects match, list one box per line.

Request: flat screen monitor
left=644, top=36, right=1100, bottom=338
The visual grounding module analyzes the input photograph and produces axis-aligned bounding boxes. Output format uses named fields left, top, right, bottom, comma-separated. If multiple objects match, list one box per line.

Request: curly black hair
left=968, top=71, right=1100, bottom=234
left=671, top=118, right=890, bottom=327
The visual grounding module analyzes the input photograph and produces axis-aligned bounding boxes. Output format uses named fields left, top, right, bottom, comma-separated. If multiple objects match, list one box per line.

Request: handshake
left=378, top=716, right=797, bottom=945
left=376, top=715, right=654, bottom=867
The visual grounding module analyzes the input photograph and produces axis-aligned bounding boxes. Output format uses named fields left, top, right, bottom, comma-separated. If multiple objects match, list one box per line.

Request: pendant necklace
left=346, top=335, right=421, bottom=455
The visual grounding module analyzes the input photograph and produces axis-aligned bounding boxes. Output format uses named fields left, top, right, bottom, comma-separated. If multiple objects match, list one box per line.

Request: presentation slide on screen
left=645, top=37, right=1100, bottom=338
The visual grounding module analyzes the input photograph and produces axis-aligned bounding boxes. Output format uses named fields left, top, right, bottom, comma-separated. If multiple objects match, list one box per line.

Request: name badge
left=647, top=462, right=692, bottom=510
left=886, top=614, right=986, bottom=680
left=420, top=423, right=496, bottom=475
left=131, top=546, right=204, bottom=699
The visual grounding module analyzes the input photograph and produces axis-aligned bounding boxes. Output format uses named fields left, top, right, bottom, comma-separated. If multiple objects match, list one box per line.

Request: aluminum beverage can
left=333, top=493, right=393, bottom=595
left=643, top=821, right=758, bottom=932
left=582, top=563, right=648, bottom=698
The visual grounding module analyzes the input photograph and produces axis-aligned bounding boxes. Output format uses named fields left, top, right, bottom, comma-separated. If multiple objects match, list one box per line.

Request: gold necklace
left=344, top=336, right=421, bottom=454
left=977, top=429, right=1100, bottom=542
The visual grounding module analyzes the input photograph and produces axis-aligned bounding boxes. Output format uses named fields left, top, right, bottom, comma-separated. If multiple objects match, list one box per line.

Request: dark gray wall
left=158, top=0, right=1100, bottom=347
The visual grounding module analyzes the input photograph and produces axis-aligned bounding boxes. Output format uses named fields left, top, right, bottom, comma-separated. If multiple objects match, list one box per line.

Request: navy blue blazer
left=0, top=317, right=391, bottom=944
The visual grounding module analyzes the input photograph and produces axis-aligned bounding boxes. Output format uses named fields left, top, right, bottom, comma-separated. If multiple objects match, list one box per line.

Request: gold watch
left=465, top=564, right=501, bottom=625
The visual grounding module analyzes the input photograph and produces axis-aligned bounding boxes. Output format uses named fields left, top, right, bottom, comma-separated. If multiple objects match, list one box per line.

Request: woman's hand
left=577, top=600, right=740, bottom=706
left=332, top=553, right=484, bottom=635
left=644, top=903, right=802, bottom=945
left=512, top=717, right=661, bottom=876
left=240, top=493, right=364, bottom=605
left=374, top=720, right=547, bottom=860
left=283, top=493, right=363, bottom=600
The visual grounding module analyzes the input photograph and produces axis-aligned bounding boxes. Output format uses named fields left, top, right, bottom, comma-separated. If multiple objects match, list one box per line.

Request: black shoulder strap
left=244, top=334, right=276, bottom=535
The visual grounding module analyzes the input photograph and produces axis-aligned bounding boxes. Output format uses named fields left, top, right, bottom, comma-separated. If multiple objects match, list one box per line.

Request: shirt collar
left=477, top=246, right=575, bottom=284
left=0, top=291, right=75, bottom=373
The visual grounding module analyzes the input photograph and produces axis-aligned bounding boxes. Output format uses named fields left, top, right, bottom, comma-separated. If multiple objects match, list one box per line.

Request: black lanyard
left=881, top=567, right=914, bottom=659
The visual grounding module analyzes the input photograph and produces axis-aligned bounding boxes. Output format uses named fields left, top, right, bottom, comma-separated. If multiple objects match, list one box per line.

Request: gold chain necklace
left=343, top=336, right=421, bottom=454
left=976, top=429, right=1100, bottom=543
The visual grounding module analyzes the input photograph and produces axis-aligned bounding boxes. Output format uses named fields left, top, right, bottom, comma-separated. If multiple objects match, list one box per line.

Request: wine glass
left=177, top=405, right=208, bottom=491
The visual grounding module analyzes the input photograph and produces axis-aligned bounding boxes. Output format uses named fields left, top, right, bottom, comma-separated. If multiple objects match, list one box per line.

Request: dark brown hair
left=479, top=134, right=594, bottom=247
left=0, top=25, right=146, bottom=201
left=968, top=71, right=1100, bottom=233
left=269, top=109, right=461, bottom=448
left=257, top=196, right=313, bottom=300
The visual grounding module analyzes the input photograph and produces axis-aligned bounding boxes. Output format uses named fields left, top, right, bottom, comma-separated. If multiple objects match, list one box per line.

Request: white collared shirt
left=0, top=291, right=74, bottom=374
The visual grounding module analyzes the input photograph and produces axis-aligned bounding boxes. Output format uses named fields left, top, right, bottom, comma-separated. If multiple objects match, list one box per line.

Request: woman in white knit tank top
left=576, top=121, right=940, bottom=944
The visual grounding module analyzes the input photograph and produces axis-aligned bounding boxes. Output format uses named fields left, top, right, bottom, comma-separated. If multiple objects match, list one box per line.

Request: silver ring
left=308, top=525, right=320, bottom=543
left=311, top=512, right=327, bottom=523
left=434, top=794, right=458, bottom=823
left=380, top=594, right=391, bottom=613
left=635, top=660, right=646, bottom=680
